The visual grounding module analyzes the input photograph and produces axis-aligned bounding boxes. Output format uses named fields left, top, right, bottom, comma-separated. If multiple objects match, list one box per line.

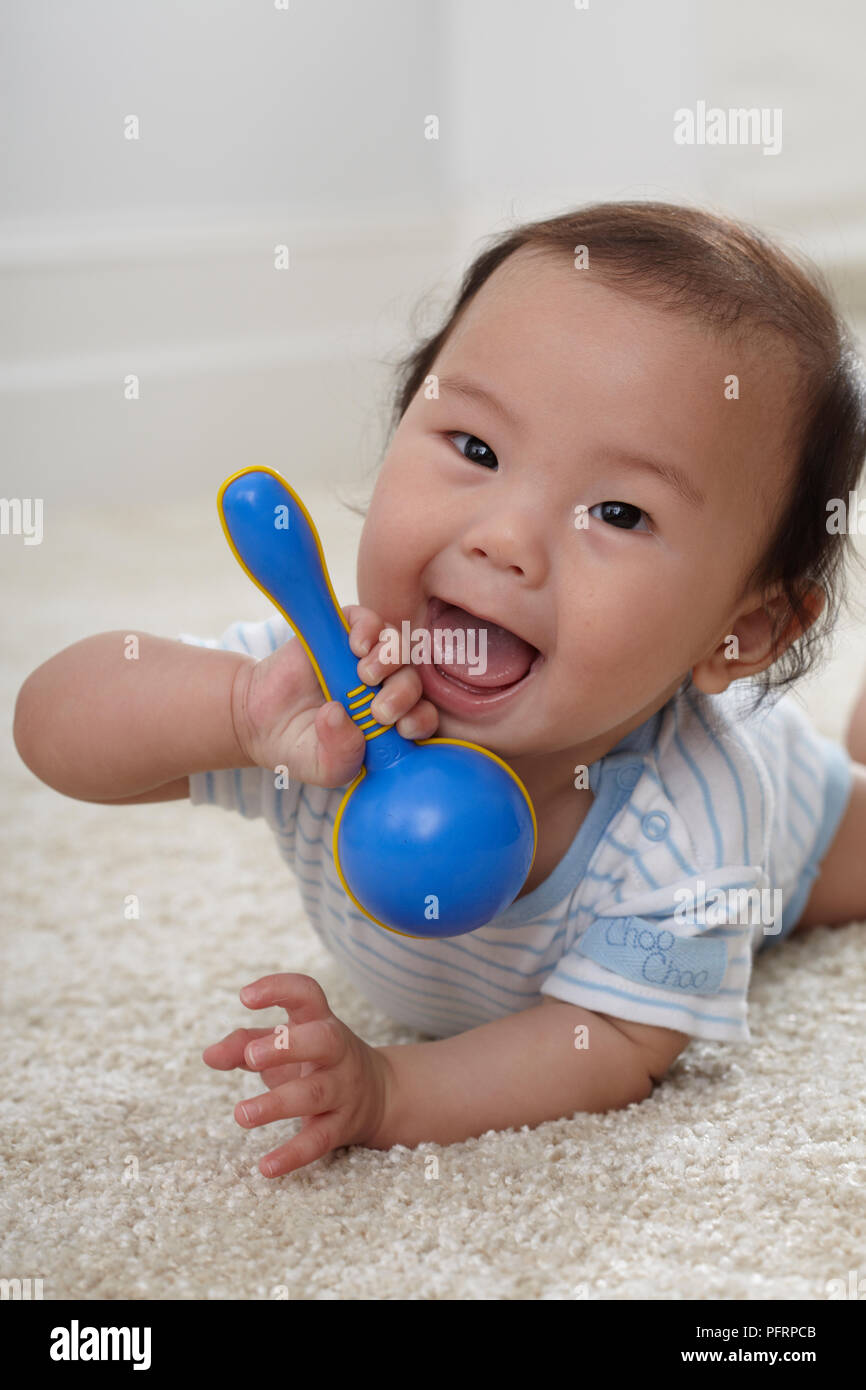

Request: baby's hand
left=231, top=605, right=439, bottom=788
left=202, top=973, right=396, bottom=1176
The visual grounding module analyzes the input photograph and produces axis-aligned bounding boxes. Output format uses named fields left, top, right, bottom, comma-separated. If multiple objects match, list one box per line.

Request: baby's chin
left=420, top=691, right=551, bottom=760
left=421, top=676, right=618, bottom=767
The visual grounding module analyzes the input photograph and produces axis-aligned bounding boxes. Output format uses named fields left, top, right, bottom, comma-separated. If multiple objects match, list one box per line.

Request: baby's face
left=356, top=249, right=796, bottom=766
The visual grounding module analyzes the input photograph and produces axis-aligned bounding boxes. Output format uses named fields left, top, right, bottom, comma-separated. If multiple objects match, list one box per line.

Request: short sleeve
left=177, top=615, right=295, bottom=820
left=540, top=733, right=767, bottom=1043
left=746, top=692, right=854, bottom=943
left=540, top=683, right=853, bottom=1045
left=540, top=874, right=759, bottom=1044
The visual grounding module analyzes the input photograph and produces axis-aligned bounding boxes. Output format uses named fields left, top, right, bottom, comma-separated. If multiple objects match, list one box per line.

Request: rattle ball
left=218, top=466, right=537, bottom=939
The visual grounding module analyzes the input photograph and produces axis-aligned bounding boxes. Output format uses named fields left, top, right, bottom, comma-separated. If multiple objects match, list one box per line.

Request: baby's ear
left=757, top=583, right=826, bottom=655
left=691, top=587, right=815, bottom=693
left=798, top=584, right=827, bottom=627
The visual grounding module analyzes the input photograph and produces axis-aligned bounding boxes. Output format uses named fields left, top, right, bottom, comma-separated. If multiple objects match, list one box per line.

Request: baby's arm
left=374, top=1002, right=690, bottom=1148
left=13, top=607, right=439, bottom=806
left=13, top=631, right=254, bottom=802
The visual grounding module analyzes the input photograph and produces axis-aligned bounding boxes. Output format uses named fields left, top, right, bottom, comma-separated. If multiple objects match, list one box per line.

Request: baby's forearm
left=13, top=631, right=255, bottom=800
left=374, top=998, right=660, bottom=1150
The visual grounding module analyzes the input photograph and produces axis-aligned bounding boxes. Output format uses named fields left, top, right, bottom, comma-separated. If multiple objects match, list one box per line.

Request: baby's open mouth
left=424, top=595, right=543, bottom=694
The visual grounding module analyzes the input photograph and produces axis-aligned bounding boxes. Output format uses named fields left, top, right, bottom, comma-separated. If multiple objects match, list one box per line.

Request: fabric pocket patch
left=576, top=916, right=728, bottom=995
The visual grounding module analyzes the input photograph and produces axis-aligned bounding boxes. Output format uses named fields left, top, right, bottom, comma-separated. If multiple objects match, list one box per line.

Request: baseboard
left=0, top=209, right=459, bottom=500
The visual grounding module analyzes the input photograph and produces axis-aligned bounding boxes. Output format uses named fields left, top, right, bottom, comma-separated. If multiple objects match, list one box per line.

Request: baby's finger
left=368, top=665, right=424, bottom=726
left=202, top=1027, right=275, bottom=1071
left=239, top=972, right=332, bottom=1024
left=311, top=700, right=367, bottom=781
left=343, top=606, right=390, bottom=660
left=395, top=697, right=440, bottom=741
left=282, top=697, right=366, bottom=789
left=258, top=1060, right=311, bottom=1090
left=243, top=1016, right=344, bottom=1071
left=235, top=1069, right=340, bottom=1129
left=257, top=1115, right=345, bottom=1178
left=356, top=626, right=407, bottom=684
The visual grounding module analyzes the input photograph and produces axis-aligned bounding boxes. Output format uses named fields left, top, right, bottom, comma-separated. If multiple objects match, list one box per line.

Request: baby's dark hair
left=351, top=200, right=866, bottom=715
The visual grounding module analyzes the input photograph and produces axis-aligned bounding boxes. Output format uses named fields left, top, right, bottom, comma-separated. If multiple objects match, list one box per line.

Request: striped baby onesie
left=179, top=616, right=853, bottom=1044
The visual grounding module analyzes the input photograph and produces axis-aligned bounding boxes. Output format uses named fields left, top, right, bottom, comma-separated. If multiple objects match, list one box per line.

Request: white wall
left=0, top=0, right=457, bottom=506
left=442, top=0, right=866, bottom=279
left=2, top=0, right=864, bottom=507
left=0, top=0, right=449, bottom=221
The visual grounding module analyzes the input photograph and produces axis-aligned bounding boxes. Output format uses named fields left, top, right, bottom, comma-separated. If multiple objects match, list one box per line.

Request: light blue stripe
left=584, top=865, right=628, bottom=886
left=687, top=689, right=751, bottom=864
left=325, top=894, right=565, bottom=994
left=294, top=869, right=324, bottom=890
left=325, top=926, right=503, bottom=1026
left=788, top=741, right=821, bottom=782
left=672, top=698, right=724, bottom=867
left=762, top=736, right=853, bottom=949
left=332, top=934, right=496, bottom=1031
left=294, top=817, right=330, bottom=848
left=547, top=969, right=747, bottom=1027
left=300, top=787, right=337, bottom=824
left=787, top=776, right=819, bottom=830
left=600, top=830, right=660, bottom=890
left=220, top=622, right=252, bottom=655
left=233, top=768, right=248, bottom=818
left=585, top=875, right=629, bottom=908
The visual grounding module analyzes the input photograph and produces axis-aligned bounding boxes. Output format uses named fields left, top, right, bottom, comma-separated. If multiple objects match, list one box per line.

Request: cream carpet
left=2, top=488, right=866, bottom=1301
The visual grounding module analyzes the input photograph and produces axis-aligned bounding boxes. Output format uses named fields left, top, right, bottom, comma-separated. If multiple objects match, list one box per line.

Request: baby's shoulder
left=651, top=682, right=821, bottom=797
left=604, top=685, right=813, bottom=880
left=623, top=684, right=835, bottom=875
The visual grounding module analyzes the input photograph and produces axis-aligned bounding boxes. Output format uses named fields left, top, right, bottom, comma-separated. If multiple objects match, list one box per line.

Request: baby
left=14, top=201, right=866, bottom=1180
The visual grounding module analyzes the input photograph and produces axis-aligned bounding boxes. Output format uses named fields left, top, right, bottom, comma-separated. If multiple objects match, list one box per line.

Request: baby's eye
left=588, top=501, right=652, bottom=532
left=447, top=432, right=499, bottom=470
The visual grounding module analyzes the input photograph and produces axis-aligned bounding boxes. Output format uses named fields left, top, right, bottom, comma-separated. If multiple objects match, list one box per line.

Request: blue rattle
left=218, top=466, right=537, bottom=939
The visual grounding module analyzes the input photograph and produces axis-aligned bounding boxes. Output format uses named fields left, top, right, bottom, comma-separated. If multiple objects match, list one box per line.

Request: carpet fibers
left=2, top=493, right=865, bottom=1300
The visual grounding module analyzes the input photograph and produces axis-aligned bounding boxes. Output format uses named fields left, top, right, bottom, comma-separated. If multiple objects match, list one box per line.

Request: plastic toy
left=217, top=466, right=537, bottom=938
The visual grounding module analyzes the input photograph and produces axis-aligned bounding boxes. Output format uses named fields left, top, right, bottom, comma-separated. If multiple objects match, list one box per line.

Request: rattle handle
left=218, top=468, right=407, bottom=768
